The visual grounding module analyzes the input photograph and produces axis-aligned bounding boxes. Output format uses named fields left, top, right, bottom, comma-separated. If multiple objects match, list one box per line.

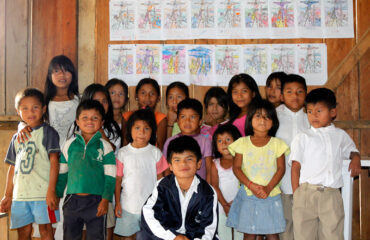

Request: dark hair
left=135, top=78, right=160, bottom=97
left=165, top=82, right=189, bottom=104
left=177, top=98, right=203, bottom=119
left=105, top=78, right=129, bottom=108
left=245, top=99, right=279, bottom=137
left=305, top=88, right=337, bottom=109
left=125, top=109, right=157, bottom=145
left=204, top=87, right=229, bottom=116
left=44, top=55, right=79, bottom=110
left=76, top=99, right=106, bottom=122
left=227, top=73, right=262, bottom=122
left=167, top=135, right=202, bottom=163
left=266, top=72, right=287, bottom=87
left=15, top=88, right=45, bottom=110
left=80, top=83, right=121, bottom=140
left=212, top=124, right=241, bottom=158
left=281, top=74, right=307, bottom=93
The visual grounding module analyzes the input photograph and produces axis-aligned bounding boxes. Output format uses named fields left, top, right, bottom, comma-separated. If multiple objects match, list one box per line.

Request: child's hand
left=115, top=202, right=122, bottom=218
left=174, top=235, right=190, bottom=240
left=0, top=196, right=12, bottom=213
left=46, top=190, right=58, bottom=210
left=167, top=109, right=177, bottom=126
left=349, top=157, right=361, bottom=177
left=222, top=203, right=231, bottom=216
left=96, top=198, right=109, bottom=217
left=17, top=125, right=32, bottom=143
left=261, top=186, right=272, bottom=199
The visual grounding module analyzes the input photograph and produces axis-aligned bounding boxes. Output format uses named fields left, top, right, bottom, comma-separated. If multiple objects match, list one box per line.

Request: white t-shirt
left=214, top=158, right=239, bottom=215
left=276, top=105, right=310, bottom=194
left=48, top=96, right=79, bottom=148
left=117, top=143, right=162, bottom=214
left=289, top=124, right=359, bottom=188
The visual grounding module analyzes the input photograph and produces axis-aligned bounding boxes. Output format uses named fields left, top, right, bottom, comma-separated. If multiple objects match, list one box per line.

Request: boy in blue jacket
left=139, top=135, right=219, bottom=240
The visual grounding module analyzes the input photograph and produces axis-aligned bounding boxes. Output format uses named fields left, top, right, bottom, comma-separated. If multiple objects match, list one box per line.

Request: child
left=227, top=99, right=289, bottom=239
left=114, top=109, right=169, bottom=239
left=227, top=73, right=261, bottom=136
left=275, top=74, right=309, bottom=240
left=165, top=81, right=189, bottom=138
left=203, top=87, right=229, bottom=137
left=290, top=88, right=361, bottom=240
left=122, top=78, right=167, bottom=150
left=56, top=100, right=116, bottom=240
left=105, top=78, right=129, bottom=128
left=210, top=124, right=243, bottom=240
left=0, top=88, right=60, bottom=239
left=265, top=72, right=287, bottom=108
left=162, top=98, right=213, bottom=183
left=139, top=135, right=219, bottom=240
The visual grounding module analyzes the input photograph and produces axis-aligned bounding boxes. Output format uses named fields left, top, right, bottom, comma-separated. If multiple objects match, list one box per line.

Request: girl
left=227, top=73, right=261, bottom=136
left=210, top=124, right=243, bottom=240
left=227, top=99, right=289, bottom=240
left=203, top=87, right=229, bottom=138
left=122, top=78, right=167, bottom=150
left=105, top=78, right=129, bottom=128
left=265, top=72, right=287, bottom=108
left=165, top=81, right=189, bottom=138
left=115, top=109, right=169, bottom=239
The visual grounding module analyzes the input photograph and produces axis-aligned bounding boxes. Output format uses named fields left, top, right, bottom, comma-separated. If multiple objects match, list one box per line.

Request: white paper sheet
left=135, top=0, right=163, bottom=40
left=108, top=44, right=137, bottom=86
left=188, top=45, right=215, bottom=86
left=161, top=45, right=189, bottom=85
left=162, top=0, right=191, bottom=40
left=110, top=0, right=136, bottom=40
left=190, top=0, right=217, bottom=39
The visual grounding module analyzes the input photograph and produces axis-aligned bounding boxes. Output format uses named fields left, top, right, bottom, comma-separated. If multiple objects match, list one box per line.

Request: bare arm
left=291, top=161, right=301, bottom=193
left=156, top=118, right=167, bottom=151
left=166, top=110, right=177, bottom=138
left=121, top=118, right=128, bottom=147
left=46, top=152, right=60, bottom=210
left=349, top=152, right=361, bottom=177
left=262, top=154, right=285, bottom=198
left=210, top=162, right=230, bottom=215
left=0, top=165, right=14, bottom=213
left=115, top=176, right=123, bottom=218
left=205, top=156, right=212, bottom=184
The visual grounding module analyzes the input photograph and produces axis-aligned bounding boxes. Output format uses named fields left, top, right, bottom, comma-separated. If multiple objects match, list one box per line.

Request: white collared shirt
left=289, top=124, right=359, bottom=188
left=276, top=105, right=310, bottom=194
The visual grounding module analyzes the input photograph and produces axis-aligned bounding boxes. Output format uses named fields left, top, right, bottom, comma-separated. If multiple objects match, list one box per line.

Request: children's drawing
left=110, top=1, right=135, bottom=31
left=136, top=45, right=160, bottom=75
left=215, top=46, right=240, bottom=76
left=245, top=0, right=269, bottom=28
left=298, top=44, right=322, bottom=74
left=271, top=45, right=295, bottom=73
left=271, top=0, right=294, bottom=28
left=324, top=0, right=349, bottom=27
left=137, top=1, right=161, bottom=29
left=188, top=45, right=214, bottom=85
left=109, top=46, right=134, bottom=75
left=162, top=46, right=187, bottom=75
left=298, top=0, right=321, bottom=27
left=191, top=0, right=215, bottom=29
left=164, top=0, right=188, bottom=29
left=244, top=46, right=268, bottom=75
left=217, top=0, right=241, bottom=28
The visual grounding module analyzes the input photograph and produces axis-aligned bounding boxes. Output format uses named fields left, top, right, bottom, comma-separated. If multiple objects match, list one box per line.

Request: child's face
left=109, top=84, right=126, bottom=110
left=266, top=79, right=282, bottom=107
left=206, top=97, right=226, bottom=122
left=177, top=108, right=202, bottom=135
left=131, top=120, right=152, bottom=148
left=17, top=96, right=46, bottom=128
left=167, top=87, right=186, bottom=112
left=231, top=82, right=255, bottom=111
left=51, top=67, right=72, bottom=90
left=76, top=109, right=104, bottom=139
left=251, top=109, right=272, bottom=135
left=93, top=91, right=109, bottom=114
left=169, top=150, right=202, bottom=180
left=137, top=83, right=159, bottom=109
left=216, top=133, right=234, bottom=158
left=306, top=102, right=336, bottom=128
left=281, top=82, right=306, bottom=112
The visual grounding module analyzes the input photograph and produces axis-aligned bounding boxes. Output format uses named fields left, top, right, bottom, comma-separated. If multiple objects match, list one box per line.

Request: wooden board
left=0, top=0, right=5, bottom=115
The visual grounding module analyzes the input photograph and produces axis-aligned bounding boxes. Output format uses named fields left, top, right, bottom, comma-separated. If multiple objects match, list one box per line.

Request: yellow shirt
left=228, top=136, right=289, bottom=197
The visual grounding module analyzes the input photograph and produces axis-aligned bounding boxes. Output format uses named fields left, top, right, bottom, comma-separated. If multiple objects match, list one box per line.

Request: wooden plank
left=359, top=167, right=370, bottom=240
left=356, top=0, right=370, bottom=41
left=5, top=0, right=29, bottom=115
left=334, top=120, right=370, bottom=129
left=0, top=0, right=5, bottom=115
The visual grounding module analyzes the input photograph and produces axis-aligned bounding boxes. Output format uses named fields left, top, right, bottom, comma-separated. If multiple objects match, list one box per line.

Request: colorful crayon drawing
left=298, top=45, right=322, bottom=74
left=162, top=46, right=186, bottom=74
left=325, top=0, right=348, bottom=27
left=136, top=46, right=160, bottom=74
left=164, top=0, right=187, bottom=29
left=271, top=46, right=295, bottom=73
left=244, top=46, right=268, bottom=75
left=191, top=0, right=215, bottom=29
left=271, top=0, right=294, bottom=28
left=245, top=0, right=268, bottom=28
left=137, top=1, right=161, bottom=29
left=215, top=46, right=240, bottom=75
left=109, top=47, right=134, bottom=75
left=298, top=0, right=321, bottom=27
left=188, top=46, right=212, bottom=76
left=111, top=1, right=135, bottom=31
left=217, top=0, right=241, bottom=28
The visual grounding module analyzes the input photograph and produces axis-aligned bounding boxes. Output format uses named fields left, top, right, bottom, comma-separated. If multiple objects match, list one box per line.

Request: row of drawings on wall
left=108, top=44, right=327, bottom=86
left=110, top=0, right=354, bottom=40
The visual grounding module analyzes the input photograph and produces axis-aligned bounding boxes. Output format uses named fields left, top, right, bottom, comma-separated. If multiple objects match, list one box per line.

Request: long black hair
left=105, top=78, right=129, bottom=109
left=126, top=108, right=157, bottom=145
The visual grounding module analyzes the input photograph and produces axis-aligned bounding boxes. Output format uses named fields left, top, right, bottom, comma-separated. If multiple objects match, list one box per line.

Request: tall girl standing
left=227, top=73, right=261, bottom=136
left=227, top=99, right=289, bottom=240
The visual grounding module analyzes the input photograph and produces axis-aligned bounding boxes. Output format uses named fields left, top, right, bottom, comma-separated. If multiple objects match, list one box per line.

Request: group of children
left=0, top=55, right=361, bottom=240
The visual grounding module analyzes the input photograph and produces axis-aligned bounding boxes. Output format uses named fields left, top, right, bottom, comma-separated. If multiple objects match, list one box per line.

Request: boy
left=162, top=98, right=213, bottom=183
left=290, top=88, right=361, bottom=240
left=276, top=74, right=310, bottom=240
left=265, top=71, right=287, bottom=108
left=0, top=88, right=60, bottom=239
left=139, top=135, right=219, bottom=240
left=56, top=100, right=116, bottom=239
